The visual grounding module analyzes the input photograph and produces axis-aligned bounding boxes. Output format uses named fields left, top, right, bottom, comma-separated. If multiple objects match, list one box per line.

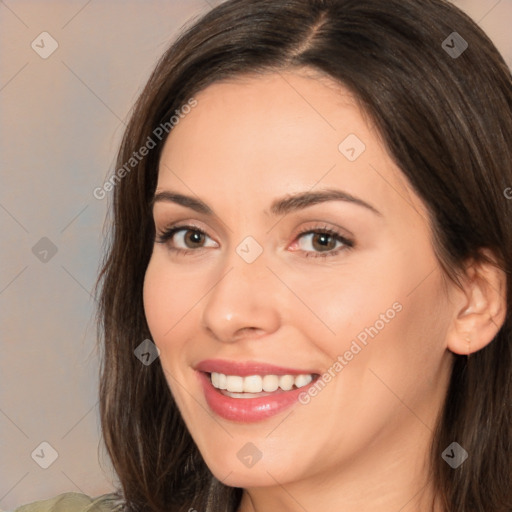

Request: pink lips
left=195, top=359, right=318, bottom=376
left=195, top=359, right=319, bottom=423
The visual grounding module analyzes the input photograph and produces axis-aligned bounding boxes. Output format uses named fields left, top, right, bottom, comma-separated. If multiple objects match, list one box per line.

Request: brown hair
left=94, top=1, right=512, bottom=510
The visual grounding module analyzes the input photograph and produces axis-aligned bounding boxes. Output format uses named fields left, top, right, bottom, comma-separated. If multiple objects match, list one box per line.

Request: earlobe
left=445, top=249, right=507, bottom=356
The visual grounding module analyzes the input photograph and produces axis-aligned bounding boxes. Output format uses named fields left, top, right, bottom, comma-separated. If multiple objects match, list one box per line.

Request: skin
left=142, top=69, right=506, bottom=512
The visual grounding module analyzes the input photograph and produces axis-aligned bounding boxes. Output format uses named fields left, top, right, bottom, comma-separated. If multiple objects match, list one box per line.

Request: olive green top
left=10, top=492, right=123, bottom=512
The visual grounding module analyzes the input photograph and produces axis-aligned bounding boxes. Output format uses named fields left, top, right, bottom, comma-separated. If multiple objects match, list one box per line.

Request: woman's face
left=143, top=69, right=455, bottom=493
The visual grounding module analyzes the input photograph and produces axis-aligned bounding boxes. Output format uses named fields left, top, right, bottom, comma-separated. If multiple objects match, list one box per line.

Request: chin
left=196, top=440, right=308, bottom=489
left=210, top=464, right=285, bottom=488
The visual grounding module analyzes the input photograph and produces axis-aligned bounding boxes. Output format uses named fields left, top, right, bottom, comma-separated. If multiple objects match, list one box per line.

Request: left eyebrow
left=267, top=188, right=382, bottom=217
left=151, top=188, right=382, bottom=217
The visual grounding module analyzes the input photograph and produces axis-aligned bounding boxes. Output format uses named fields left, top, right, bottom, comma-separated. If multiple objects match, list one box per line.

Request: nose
left=200, top=251, right=282, bottom=343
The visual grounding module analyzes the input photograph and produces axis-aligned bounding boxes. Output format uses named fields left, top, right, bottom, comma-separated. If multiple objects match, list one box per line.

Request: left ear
left=445, top=248, right=508, bottom=356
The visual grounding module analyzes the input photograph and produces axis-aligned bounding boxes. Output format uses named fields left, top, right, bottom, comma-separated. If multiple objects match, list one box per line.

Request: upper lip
left=195, top=359, right=320, bottom=377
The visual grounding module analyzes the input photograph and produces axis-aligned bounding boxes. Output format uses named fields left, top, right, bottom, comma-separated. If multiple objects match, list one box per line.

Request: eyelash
left=155, top=223, right=354, bottom=259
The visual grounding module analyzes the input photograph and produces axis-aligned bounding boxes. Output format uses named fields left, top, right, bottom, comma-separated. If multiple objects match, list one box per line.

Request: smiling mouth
left=206, top=371, right=320, bottom=398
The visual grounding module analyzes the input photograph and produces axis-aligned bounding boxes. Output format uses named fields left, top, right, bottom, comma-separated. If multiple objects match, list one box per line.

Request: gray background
left=0, top=0, right=510, bottom=508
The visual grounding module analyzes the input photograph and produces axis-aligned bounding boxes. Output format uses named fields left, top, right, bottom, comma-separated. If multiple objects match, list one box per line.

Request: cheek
left=142, top=254, right=199, bottom=343
left=297, top=245, right=448, bottom=391
left=142, top=258, right=168, bottom=339
left=333, top=267, right=451, bottom=412
left=142, top=256, right=191, bottom=372
left=284, top=258, right=401, bottom=360
left=142, top=257, right=195, bottom=404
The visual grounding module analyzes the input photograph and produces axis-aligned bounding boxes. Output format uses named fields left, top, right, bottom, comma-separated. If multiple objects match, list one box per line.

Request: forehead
left=162, top=69, right=363, bottom=159
left=157, top=70, right=427, bottom=222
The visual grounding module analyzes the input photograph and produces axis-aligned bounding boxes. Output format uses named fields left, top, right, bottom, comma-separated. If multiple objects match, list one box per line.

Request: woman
left=15, top=0, right=512, bottom=511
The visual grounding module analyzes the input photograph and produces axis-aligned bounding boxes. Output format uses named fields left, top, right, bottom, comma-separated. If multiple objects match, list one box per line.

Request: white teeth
left=262, top=374, right=279, bottom=392
left=279, top=375, right=294, bottom=391
left=217, top=372, right=227, bottom=390
left=226, top=375, right=244, bottom=392
left=243, top=375, right=263, bottom=393
left=210, top=372, right=315, bottom=393
left=294, top=374, right=313, bottom=387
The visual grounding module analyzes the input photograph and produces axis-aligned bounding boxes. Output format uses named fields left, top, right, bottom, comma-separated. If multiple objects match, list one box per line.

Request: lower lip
left=198, top=371, right=315, bottom=423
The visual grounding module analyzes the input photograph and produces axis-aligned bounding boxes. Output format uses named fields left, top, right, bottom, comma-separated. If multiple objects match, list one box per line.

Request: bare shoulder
left=11, top=492, right=124, bottom=512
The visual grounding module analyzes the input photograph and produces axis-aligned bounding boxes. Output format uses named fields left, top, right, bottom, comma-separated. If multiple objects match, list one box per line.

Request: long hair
left=94, top=1, right=512, bottom=510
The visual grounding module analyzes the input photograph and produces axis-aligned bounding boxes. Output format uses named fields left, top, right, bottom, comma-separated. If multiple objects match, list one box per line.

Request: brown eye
left=311, top=232, right=338, bottom=252
left=182, top=230, right=206, bottom=248
left=155, top=225, right=217, bottom=253
left=294, top=227, right=354, bottom=259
